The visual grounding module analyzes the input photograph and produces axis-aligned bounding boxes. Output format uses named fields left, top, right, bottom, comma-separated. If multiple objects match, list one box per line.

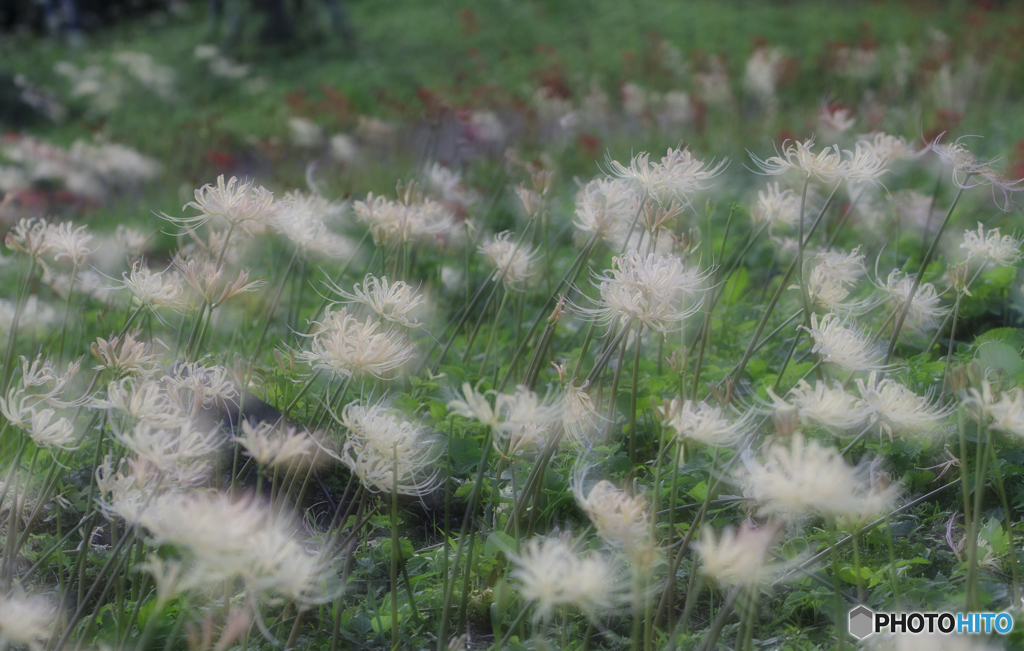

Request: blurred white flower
left=960, top=222, right=1023, bottom=267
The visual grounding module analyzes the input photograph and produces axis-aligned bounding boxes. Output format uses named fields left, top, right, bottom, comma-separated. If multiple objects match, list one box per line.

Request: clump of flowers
left=479, top=231, right=538, bottom=290
left=856, top=372, right=952, bottom=436
left=511, top=536, right=621, bottom=622
left=298, top=307, right=416, bottom=380
left=802, top=312, right=884, bottom=372
left=694, top=522, right=779, bottom=588
left=572, top=472, right=649, bottom=550
left=336, top=400, right=441, bottom=496
left=960, top=222, right=1023, bottom=267
left=741, top=432, right=895, bottom=524
left=578, top=250, right=707, bottom=333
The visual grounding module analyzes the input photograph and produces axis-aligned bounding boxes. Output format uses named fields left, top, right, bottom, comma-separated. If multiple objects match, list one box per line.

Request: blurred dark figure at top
left=0, top=0, right=176, bottom=41
left=207, top=0, right=354, bottom=54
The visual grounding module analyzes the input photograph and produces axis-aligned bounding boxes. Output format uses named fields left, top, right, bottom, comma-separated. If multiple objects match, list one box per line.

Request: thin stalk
left=883, top=183, right=968, bottom=367
left=436, top=429, right=493, bottom=651
left=966, top=419, right=991, bottom=610
left=478, top=286, right=510, bottom=373
left=496, top=232, right=599, bottom=391
left=986, top=435, right=1019, bottom=603
left=603, top=326, right=631, bottom=445
left=830, top=527, right=846, bottom=651
left=732, top=181, right=840, bottom=384
left=391, top=445, right=400, bottom=648
left=1, top=258, right=35, bottom=396
left=628, top=324, right=644, bottom=462
left=939, top=290, right=964, bottom=403
left=57, top=263, right=78, bottom=363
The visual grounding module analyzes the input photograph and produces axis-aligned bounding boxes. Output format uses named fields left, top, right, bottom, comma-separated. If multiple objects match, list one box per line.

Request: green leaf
left=450, top=436, right=483, bottom=475
left=484, top=531, right=516, bottom=558
left=688, top=480, right=707, bottom=501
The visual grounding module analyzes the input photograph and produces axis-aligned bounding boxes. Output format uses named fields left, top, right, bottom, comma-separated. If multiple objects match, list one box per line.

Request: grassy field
left=1, top=1, right=1024, bottom=650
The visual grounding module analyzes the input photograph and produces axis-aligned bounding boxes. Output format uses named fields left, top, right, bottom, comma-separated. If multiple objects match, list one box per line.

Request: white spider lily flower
left=479, top=231, right=538, bottom=290
left=0, top=591, right=53, bottom=651
left=46, top=221, right=93, bottom=266
left=354, top=193, right=455, bottom=244
left=664, top=398, right=753, bottom=448
left=112, top=421, right=222, bottom=473
left=5, top=217, right=54, bottom=260
left=694, top=523, right=778, bottom=588
left=802, top=312, right=884, bottom=372
left=967, top=381, right=1024, bottom=439
left=92, top=378, right=185, bottom=428
left=336, top=400, right=441, bottom=496
left=801, top=263, right=874, bottom=313
left=24, top=408, right=76, bottom=449
left=767, top=380, right=867, bottom=431
left=164, top=362, right=238, bottom=417
left=574, top=177, right=639, bottom=242
left=447, top=383, right=560, bottom=436
left=856, top=372, right=952, bottom=435
left=960, top=222, right=1023, bottom=267
left=749, top=139, right=845, bottom=183
left=236, top=421, right=321, bottom=472
left=855, top=132, right=921, bottom=163
left=326, top=274, right=424, bottom=328
left=578, top=251, right=707, bottom=333
left=271, top=191, right=353, bottom=258
left=814, top=248, right=866, bottom=284
left=121, top=262, right=185, bottom=312
left=166, top=175, right=276, bottom=234
left=139, top=491, right=323, bottom=602
left=819, top=104, right=856, bottom=134
left=608, top=146, right=726, bottom=204
left=750, top=138, right=887, bottom=184
left=511, top=537, right=621, bottom=622
left=298, top=308, right=416, bottom=380
left=90, top=332, right=160, bottom=379
left=842, top=142, right=890, bottom=183
left=560, top=382, right=602, bottom=448
left=928, top=135, right=1024, bottom=211
left=752, top=182, right=800, bottom=229
left=741, top=432, right=895, bottom=523
left=876, top=270, right=949, bottom=333
left=12, top=354, right=80, bottom=405
left=572, top=474, right=649, bottom=550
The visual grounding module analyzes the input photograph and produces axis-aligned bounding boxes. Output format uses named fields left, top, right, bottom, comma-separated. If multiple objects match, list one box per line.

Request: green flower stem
left=391, top=445, right=400, bottom=649
left=57, top=263, right=78, bottom=363
left=1, top=257, right=36, bottom=397
left=695, top=586, right=740, bottom=651
left=655, top=446, right=720, bottom=628
left=732, top=181, right=840, bottom=385
left=986, top=434, right=1020, bottom=602
left=250, top=248, right=299, bottom=358
left=436, top=428, right=493, bottom=651
left=495, top=600, right=531, bottom=651
left=331, top=493, right=366, bottom=651
left=627, top=324, right=645, bottom=462
left=830, top=527, right=846, bottom=651
left=967, top=418, right=991, bottom=610
left=478, top=285, right=510, bottom=372
left=939, top=289, right=964, bottom=403
left=603, top=325, right=632, bottom=445
left=883, top=182, right=968, bottom=367
left=432, top=223, right=535, bottom=374
left=496, top=231, right=599, bottom=392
